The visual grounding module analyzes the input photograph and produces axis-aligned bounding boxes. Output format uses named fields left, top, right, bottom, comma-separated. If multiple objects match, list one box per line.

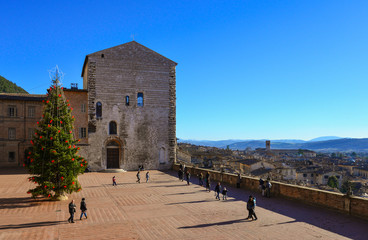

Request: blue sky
left=1, top=1, right=367, bottom=140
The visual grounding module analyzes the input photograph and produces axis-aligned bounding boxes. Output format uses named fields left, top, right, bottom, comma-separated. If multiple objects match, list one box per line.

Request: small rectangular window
left=324, top=175, right=329, bottom=179
left=81, top=104, right=86, bottom=113
left=125, top=96, right=130, bottom=106
left=137, top=92, right=143, bottom=107
left=79, top=127, right=87, bottom=138
left=303, top=173, right=307, bottom=178
left=28, top=106, right=35, bottom=117
left=8, top=105, right=16, bottom=117
left=8, top=128, right=16, bottom=139
left=28, top=128, right=35, bottom=139
left=8, top=152, right=15, bottom=162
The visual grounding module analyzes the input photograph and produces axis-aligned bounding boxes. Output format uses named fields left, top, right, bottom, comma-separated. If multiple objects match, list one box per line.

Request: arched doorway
left=106, top=141, right=120, bottom=168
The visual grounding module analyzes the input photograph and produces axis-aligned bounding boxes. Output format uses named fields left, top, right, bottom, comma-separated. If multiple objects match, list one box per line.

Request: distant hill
left=227, top=138, right=368, bottom=152
left=179, top=137, right=368, bottom=152
left=308, top=136, right=343, bottom=142
left=0, top=75, right=28, bottom=93
left=178, top=139, right=242, bottom=148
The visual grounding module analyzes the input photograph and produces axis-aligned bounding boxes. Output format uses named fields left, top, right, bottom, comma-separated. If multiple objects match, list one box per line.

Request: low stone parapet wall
left=173, top=163, right=368, bottom=220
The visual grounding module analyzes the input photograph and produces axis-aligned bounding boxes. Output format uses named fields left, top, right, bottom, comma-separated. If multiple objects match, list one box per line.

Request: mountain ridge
left=178, top=137, right=368, bottom=152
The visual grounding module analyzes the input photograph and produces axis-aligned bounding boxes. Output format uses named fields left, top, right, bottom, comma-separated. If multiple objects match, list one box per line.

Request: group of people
left=259, top=178, right=272, bottom=198
left=177, top=164, right=270, bottom=221
left=68, top=198, right=87, bottom=223
left=112, top=171, right=150, bottom=186
left=178, top=164, right=191, bottom=185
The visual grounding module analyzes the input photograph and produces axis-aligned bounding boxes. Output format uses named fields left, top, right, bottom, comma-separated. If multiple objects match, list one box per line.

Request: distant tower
left=266, top=140, right=271, bottom=151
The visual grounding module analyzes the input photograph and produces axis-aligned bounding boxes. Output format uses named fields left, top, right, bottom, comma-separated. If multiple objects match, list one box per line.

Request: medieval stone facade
left=81, top=41, right=177, bottom=171
left=0, top=41, right=177, bottom=171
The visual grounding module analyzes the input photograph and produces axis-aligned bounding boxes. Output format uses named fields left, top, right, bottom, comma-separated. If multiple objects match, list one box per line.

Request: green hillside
left=0, top=75, right=28, bottom=93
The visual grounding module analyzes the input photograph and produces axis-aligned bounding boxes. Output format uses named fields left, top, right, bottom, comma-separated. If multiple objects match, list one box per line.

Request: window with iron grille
left=79, top=127, right=87, bottom=138
left=81, top=104, right=86, bottom=113
left=8, top=105, right=16, bottom=117
left=28, top=106, right=35, bottom=117
left=8, top=128, right=16, bottom=139
left=28, top=128, right=35, bottom=139
left=8, top=152, right=15, bottom=162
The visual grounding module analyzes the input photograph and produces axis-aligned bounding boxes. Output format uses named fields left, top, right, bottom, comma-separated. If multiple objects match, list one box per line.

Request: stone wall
left=173, top=164, right=368, bottom=220
left=83, top=41, right=177, bottom=171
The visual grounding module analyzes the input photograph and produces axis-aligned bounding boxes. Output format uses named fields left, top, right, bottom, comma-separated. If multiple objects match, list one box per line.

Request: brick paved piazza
left=0, top=168, right=367, bottom=240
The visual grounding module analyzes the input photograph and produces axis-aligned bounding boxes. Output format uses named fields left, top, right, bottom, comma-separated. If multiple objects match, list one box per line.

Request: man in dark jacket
left=80, top=198, right=87, bottom=220
left=68, top=199, right=76, bottom=223
left=246, top=195, right=257, bottom=220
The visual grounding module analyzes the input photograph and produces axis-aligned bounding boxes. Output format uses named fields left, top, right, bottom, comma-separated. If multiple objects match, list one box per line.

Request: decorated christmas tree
left=26, top=67, right=87, bottom=200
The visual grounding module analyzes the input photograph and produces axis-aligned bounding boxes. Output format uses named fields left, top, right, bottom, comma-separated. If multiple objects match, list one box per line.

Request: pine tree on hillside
left=25, top=68, right=87, bottom=200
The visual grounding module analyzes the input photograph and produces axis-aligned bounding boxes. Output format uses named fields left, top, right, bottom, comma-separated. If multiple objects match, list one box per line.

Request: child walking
left=112, top=176, right=117, bottom=186
left=146, top=171, right=150, bottom=183
left=222, top=187, right=228, bottom=200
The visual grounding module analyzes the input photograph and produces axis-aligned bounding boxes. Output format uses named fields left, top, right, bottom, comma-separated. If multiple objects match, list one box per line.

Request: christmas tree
left=26, top=67, right=87, bottom=200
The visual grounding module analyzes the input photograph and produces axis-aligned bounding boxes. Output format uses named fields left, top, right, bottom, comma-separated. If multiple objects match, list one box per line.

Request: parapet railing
left=173, top=163, right=368, bottom=220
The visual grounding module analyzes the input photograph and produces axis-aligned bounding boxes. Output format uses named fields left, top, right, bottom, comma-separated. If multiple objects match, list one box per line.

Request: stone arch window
left=137, top=92, right=144, bottom=107
left=109, top=121, right=117, bottom=135
left=96, top=102, right=102, bottom=118
left=125, top=96, right=130, bottom=106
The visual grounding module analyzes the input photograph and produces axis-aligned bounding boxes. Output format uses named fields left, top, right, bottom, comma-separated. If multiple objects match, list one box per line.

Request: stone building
left=81, top=41, right=177, bottom=171
left=0, top=41, right=177, bottom=171
left=0, top=90, right=88, bottom=166
left=0, top=93, right=44, bottom=165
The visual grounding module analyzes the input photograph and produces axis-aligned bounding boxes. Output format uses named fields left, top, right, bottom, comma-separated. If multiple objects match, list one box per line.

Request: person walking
left=68, top=199, right=76, bottom=223
left=186, top=171, right=191, bottom=185
left=136, top=170, right=141, bottom=183
left=266, top=180, right=272, bottom=198
left=259, top=178, right=264, bottom=192
left=146, top=171, right=150, bottom=183
left=178, top=169, right=183, bottom=181
left=246, top=195, right=257, bottom=220
left=205, top=172, right=211, bottom=192
left=222, top=187, right=228, bottom=200
left=237, top=173, right=241, bottom=188
left=80, top=198, right=87, bottom=220
left=112, top=176, right=117, bottom=186
left=215, top=182, right=221, bottom=200
left=198, top=173, right=203, bottom=186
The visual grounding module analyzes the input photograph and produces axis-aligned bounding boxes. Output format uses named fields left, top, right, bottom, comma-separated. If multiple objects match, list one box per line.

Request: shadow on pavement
left=163, top=170, right=367, bottom=240
left=0, top=221, right=66, bottom=230
left=0, top=167, right=27, bottom=175
left=0, top=197, right=40, bottom=209
left=179, top=218, right=251, bottom=229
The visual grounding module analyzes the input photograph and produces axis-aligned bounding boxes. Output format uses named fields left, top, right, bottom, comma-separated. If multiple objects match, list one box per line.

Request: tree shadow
left=0, top=167, right=28, bottom=175
left=0, top=197, right=40, bottom=210
left=0, top=220, right=66, bottom=230
left=161, top=170, right=368, bottom=240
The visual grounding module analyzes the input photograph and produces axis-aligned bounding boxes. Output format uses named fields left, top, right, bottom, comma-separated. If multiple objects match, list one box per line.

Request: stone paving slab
left=0, top=168, right=367, bottom=240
